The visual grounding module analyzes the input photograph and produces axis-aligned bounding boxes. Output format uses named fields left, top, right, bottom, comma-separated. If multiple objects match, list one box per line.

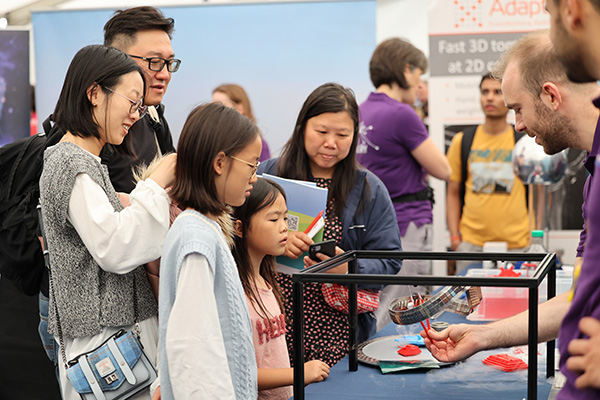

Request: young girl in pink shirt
left=232, top=177, right=330, bottom=399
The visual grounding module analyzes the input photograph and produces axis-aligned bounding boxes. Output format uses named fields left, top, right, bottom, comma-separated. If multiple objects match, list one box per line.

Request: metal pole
left=293, top=280, right=305, bottom=400
left=528, top=285, right=539, bottom=400
left=348, top=257, right=358, bottom=371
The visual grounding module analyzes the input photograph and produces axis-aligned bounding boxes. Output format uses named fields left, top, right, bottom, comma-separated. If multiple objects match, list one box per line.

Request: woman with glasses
left=257, top=83, right=403, bottom=367
left=39, top=44, right=176, bottom=400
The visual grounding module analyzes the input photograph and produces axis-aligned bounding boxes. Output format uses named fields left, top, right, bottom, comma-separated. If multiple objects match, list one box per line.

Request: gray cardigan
left=40, top=142, right=157, bottom=338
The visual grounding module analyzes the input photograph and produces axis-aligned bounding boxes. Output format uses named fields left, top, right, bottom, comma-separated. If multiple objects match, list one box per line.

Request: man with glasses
left=101, top=6, right=180, bottom=193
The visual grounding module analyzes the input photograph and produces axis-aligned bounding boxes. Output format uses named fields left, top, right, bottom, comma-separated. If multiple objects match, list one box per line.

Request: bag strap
left=459, top=126, right=477, bottom=214
left=78, top=354, right=107, bottom=400
left=107, top=337, right=136, bottom=384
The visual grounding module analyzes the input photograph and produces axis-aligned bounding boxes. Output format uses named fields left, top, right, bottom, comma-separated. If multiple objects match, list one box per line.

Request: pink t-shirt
left=247, top=286, right=292, bottom=400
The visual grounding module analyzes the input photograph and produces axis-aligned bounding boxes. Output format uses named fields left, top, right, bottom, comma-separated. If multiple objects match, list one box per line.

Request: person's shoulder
left=258, top=157, right=279, bottom=175
left=360, top=168, right=386, bottom=191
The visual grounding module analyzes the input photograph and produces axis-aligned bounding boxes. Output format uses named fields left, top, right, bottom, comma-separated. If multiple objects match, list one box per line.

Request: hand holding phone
left=308, top=239, right=336, bottom=262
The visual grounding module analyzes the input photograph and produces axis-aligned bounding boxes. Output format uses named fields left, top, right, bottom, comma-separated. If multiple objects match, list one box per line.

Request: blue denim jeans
left=38, top=292, right=60, bottom=384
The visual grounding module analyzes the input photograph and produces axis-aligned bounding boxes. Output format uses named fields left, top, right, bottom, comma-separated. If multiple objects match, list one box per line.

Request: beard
left=530, top=100, right=576, bottom=155
left=553, top=17, right=599, bottom=83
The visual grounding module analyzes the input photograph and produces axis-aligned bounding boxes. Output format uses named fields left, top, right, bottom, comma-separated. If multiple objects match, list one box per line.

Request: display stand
left=292, top=251, right=556, bottom=400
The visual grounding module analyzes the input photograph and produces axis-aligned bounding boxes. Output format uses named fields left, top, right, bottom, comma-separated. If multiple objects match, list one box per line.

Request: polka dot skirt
left=277, top=177, right=349, bottom=367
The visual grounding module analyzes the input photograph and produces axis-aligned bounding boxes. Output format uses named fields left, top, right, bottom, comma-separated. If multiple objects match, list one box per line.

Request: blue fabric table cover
left=296, top=311, right=553, bottom=399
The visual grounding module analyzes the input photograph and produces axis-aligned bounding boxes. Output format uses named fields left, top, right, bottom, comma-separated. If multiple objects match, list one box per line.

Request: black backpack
left=459, top=125, right=526, bottom=212
left=0, top=116, right=64, bottom=295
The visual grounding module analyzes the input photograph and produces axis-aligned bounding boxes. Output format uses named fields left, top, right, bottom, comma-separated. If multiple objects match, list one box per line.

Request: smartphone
left=308, top=239, right=336, bottom=261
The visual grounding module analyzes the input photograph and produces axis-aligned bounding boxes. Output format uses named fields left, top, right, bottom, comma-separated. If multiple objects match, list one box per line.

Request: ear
left=540, top=82, right=563, bottom=111
left=213, top=151, right=228, bottom=176
left=234, top=219, right=243, bottom=238
left=87, top=83, right=100, bottom=107
left=564, top=0, right=583, bottom=30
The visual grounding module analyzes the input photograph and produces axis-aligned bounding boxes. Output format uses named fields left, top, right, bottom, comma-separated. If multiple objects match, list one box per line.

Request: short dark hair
left=52, top=45, right=145, bottom=155
left=479, top=72, right=498, bottom=89
left=103, top=6, right=175, bottom=49
left=369, top=38, right=428, bottom=89
left=277, top=82, right=361, bottom=217
left=170, top=103, right=259, bottom=215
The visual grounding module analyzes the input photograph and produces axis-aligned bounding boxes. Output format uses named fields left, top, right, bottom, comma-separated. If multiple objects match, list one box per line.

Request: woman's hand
left=149, top=153, right=177, bottom=189
left=284, top=231, right=313, bottom=259
left=303, top=246, right=348, bottom=274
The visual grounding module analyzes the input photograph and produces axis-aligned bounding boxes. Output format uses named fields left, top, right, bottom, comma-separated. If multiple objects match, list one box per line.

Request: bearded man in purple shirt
left=422, top=30, right=600, bottom=399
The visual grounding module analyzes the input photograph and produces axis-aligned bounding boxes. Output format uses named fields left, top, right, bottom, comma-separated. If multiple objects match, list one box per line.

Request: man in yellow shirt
left=446, top=73, right=529, bottom=272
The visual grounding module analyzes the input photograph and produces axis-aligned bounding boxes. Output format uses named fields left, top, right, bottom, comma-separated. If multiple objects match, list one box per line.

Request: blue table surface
left=297, top=311, right=553, bottom=399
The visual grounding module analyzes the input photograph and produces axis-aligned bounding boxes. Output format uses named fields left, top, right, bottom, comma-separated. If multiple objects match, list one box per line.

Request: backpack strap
left=459, top=126, right=478, bottom=213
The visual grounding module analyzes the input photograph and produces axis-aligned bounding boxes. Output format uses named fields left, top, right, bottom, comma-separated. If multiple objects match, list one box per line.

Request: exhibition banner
left=0, top=30, right=30, bottom=147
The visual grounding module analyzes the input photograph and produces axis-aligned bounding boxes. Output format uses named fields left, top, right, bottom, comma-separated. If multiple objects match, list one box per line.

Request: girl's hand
left=303, top=246, right=348, bottom=274
left=304, top=360, right=330, bottom=385
left=149, top=153, right=177, bottom=189
left=284, top=231, right=313, bottom=259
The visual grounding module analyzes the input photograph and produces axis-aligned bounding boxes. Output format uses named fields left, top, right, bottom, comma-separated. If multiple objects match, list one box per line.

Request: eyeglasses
left=229, top=155, right=260, bottom=177
left=103, top=86, right=148, bottom=119
left=129, top=55, right=181, bottom=73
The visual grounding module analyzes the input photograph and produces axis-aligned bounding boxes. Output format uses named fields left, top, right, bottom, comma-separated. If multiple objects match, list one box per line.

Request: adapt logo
left=453, top=0, right=484, bottom=29
left=489, top=0, right=547, bottom=18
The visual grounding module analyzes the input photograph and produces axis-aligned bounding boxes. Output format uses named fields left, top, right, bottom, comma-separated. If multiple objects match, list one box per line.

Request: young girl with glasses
left=232, top=177, right=330, bottom=400
left=159, top=102, right=262, bottom=399
left=257, top=83, right=403, bottom=367
left=39, top=44, right=176, bottom=400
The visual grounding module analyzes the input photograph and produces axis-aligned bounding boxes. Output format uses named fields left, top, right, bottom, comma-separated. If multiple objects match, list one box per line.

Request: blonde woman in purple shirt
left=357, top=38, right=450, bottom=330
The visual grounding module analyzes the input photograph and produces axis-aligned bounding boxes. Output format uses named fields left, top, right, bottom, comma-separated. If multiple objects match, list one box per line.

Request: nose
left=155, top=63, right=170, bottom=80
left=323, top=134, right=336, bottom=148
left=249, top=173, right=258, bottom=185
left=280, top=219, right=288, bottom=233
left=515, top=115, right=525, bottom=133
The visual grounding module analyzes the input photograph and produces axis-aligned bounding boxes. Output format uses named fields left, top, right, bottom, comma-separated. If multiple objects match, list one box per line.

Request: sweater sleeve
left=67, top=173, right=171, bottom=273
left=166, top=253, right=235, bottom=400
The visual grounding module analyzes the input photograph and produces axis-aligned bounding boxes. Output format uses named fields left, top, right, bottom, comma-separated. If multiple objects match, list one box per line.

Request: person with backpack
left=39, top=44, right=175, bottom=400
left=446, top=73, right=528, bottom=273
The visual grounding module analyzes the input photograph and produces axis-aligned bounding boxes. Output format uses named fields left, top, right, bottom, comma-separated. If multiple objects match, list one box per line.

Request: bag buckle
left=105, top=373, right=119, bottom=385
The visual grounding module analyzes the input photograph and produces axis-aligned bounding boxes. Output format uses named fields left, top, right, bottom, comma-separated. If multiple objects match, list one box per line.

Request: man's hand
left=284, top=231, right=313, bottom=259
left=304, top=360, right=330, bottom=385
left=566, top=317, right=600, bottom=389
left=422, top=323, right=486, bottom=362
left=303, top=246, right=348, bottom=274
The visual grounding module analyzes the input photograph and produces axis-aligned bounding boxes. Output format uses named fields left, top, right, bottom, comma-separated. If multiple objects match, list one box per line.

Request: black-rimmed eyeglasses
left=229, top=155, right=260, bottom=177
left=103, top=86, right=148, bottom=119
left=129, top=55, right=181, bottom=73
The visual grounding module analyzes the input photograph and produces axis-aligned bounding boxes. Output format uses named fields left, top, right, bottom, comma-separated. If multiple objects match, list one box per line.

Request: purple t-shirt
left=558, top=100, right=600, bottom=399
left=357, top=92, right=430, bottom=236
left=259, top=139, right=271, bottom=162
left=575, top=113, right=600, bottom=257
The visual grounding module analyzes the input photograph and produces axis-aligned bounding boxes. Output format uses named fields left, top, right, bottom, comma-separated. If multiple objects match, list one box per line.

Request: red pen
left=304, top=210, right=324, bottom=234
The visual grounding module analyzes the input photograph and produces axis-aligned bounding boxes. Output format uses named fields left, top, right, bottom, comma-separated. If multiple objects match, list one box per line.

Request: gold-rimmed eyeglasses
left=229, top=155, right=260, bottom=177
left=103, top=86, right=148, bottom=119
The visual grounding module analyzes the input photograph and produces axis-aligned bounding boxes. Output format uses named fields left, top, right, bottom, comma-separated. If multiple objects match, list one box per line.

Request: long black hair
left=276, top=83, right=360, bottom=218
left=232, top=178, right=287, bottom=321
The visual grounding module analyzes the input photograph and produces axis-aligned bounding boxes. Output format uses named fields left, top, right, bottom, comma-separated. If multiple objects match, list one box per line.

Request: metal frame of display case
left=292, top=251, right=557, bottom=400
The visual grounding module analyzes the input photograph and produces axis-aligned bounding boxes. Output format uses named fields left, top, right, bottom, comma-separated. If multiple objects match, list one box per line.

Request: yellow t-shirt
left=447, top=126, right=529, bottom=248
